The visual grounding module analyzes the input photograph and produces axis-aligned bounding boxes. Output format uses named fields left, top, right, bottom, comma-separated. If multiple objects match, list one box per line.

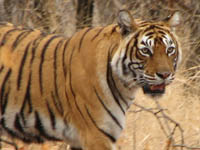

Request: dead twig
left=0, top=138, right=18, bottom=150
left=131, top=100, right=200, bottom=150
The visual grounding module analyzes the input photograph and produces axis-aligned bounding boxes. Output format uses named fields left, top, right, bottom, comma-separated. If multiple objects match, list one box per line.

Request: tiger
left=0, top=9, right=181, bottom=150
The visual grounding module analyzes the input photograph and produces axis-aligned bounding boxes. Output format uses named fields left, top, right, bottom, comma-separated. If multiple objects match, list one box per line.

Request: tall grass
left=0, top=0, right=200, bottom=150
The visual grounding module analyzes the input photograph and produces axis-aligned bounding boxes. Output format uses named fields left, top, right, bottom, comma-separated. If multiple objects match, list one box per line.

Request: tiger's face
left=114, top=10, right=181, bottom=97
left=135, top=27, right=179, bottom=95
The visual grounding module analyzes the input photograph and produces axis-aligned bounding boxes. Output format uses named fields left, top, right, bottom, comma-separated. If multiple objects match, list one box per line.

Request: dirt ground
left=1, top=0, right=200, bottom=150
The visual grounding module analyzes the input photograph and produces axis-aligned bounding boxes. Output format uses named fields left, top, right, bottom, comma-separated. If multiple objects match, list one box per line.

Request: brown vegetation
left=0, top=0, right=200, bottom=150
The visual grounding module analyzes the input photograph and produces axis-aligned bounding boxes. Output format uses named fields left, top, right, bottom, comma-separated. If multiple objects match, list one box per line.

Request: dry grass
left=118, top=72, right=200, bottom=150
left=1, top=0, right=200, bottom=150
left=2, top=72, right=199, bottom=150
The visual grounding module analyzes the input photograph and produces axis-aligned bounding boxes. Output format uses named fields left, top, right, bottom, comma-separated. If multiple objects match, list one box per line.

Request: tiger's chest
left=101, top=110, right=127, bottom=139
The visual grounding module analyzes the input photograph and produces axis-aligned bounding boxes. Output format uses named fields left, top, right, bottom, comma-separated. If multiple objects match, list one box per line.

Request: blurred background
left=0, top=0, right=200, bottom=150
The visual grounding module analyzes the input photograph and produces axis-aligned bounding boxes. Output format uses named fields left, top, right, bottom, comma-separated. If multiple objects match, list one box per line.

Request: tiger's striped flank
left=0, top=10, right=181, bottom=150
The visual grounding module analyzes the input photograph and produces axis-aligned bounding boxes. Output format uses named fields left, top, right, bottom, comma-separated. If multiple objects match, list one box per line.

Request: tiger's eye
left=167, top=47, right=175, bottom=53
left=141, top=48, right=150, bottom=54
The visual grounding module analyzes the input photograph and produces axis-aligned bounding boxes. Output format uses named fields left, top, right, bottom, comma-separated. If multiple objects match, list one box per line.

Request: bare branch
left=131, top=100, right=200, bottom=150
left=0, top=138, right=18, bottom=150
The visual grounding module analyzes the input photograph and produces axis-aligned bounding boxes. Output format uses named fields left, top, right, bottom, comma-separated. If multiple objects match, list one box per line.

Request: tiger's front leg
left=70, top=126, right=117, bottom=150
left=71, top=148, right=83, bottom=150
left=80, top=133, right=117, bottom=150
left=71, top=138, right=116, bottom=150
left=83, top=140, right=116, bottom=150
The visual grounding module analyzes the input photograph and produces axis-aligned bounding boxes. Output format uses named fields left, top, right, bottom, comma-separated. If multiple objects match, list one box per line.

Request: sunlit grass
left=1, top=0, right=200, bottom=150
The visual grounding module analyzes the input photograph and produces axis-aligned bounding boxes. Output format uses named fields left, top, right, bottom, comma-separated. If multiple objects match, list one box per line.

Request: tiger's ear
left=117, top=10, right=137, bottom=36
left=164, top=11, right=181, bottom=29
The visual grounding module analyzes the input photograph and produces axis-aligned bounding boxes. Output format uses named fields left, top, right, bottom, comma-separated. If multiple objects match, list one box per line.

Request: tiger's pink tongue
left=150, top=84, right=165, bottom=91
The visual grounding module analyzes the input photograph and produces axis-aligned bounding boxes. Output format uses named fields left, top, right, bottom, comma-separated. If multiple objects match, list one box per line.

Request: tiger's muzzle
left=142, top=72, right=174, bottom=97
left=142, top=83, right=166, bottom=96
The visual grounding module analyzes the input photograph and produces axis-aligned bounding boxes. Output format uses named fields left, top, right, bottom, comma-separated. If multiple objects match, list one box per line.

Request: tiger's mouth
left=142, top=83, right=166, bottom=96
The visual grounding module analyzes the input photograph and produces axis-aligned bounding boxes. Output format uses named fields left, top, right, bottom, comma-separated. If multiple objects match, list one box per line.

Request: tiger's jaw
left=142, top=83, right=166, bottom=97
left=141, top=73, right=175, bottom=97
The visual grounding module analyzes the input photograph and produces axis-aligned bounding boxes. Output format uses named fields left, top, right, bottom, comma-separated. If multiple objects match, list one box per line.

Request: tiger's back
left=0, top=9, right=182, bottom=150
left=0, top=22, right=123, bottom=148
left=0, top=23, right=71, bottom=142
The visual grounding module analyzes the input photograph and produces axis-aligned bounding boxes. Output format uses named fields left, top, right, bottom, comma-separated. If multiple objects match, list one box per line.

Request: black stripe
left=1, top=87, right=10, bottom=115
left=130, top=33, right=139, bottom=62
left=20, top=72, right=32, bottom=125
left=107, top=55, right=128, bottom=107
left=0, top=65, right=4, bottom=110
left=94, top=87, right=123, bottom=129
left=0, top=65, right=4, bottom=73
left=12, top=30, right=32, bottom=50
left=145, top=32, right=154, bottom=36
left=2, top=118, right=43, bottom=143
left=85, top=106, right=116, bottom=143
left=51, top=92, right=63, bottom=115
left=17, top=42, right=31, bottom=90
left=71, top=148, right=82, bottom=150
left=110, top=25, right=118, bottom=35
left=124, top=32, right=140, bottom=63
left=69, top=47, right=88, bottom=125
left=135, top=49, right=142, bottom=60
left=27, top=74, right=33, bottom=114
left=14, top=114, right=24, bottom=133
left=122, top=36, right=135, bottom=69
left=147, top=35, right=153, bottom=40
left=142, top=25, right=155, bottom=33
left=109, top=44, right=118, bottom=55
left=53, top=40, right=64, bottom=115
left=64, top=89, right=71, bottom=108
left=74, top=99, right=88, bottom=125
left=14, top=113, right=45, bottom=143
left=78, top=28, right=93, bottom=52
left=139, top=23, right=150, bottom=27
left=2, top=114, right=39, bottom=143
left=1, top=69, right=11, bottom=114
left=34, top=111, right=46, bottom=137
left=34, top=111, right=60, bottom=141
left=108, top=44, right=129, bottom=107
left=0, top=29, right=20, bottom=46
left=141, top=41, right=146, bottom=46
left=46, top=101, right=56, bottom=130
left=69, top=47, right=76, bottom=97
left=1, top=118, right=30, bottom=143
left=62, top=38, right=71, bottom=77
left=161, top=34, right=168, bottom=40
left=39, top=35, right=60, bottom=95
left=61, top=40, right=71, bottom=108
left=91, top=27, right=105, bottom=41
left=157, top=30, right=166, bottom=35
left=30, top=34, right=44, bottom=65
left=107, top=53, right=125, bottom=114
left=154, top=25, right=170, bottom=31
left=108, top=44, right=129, bottom=108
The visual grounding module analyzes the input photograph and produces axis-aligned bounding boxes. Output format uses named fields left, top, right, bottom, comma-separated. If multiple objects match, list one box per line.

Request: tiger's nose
left=156, top=72, right=171, bottom=79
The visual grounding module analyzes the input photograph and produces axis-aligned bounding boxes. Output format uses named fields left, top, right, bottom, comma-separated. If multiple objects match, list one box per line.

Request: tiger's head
left=111, top=10, right=182, bottom=97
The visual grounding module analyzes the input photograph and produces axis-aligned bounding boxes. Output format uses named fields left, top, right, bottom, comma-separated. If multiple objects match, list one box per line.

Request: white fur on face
left=138, top=33, right=176, bottom=57
left=162, top=34, right=176, bottom=56
left=140, top=35, right=154, bottom=56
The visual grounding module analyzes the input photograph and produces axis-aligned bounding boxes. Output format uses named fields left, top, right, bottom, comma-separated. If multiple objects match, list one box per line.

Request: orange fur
left=0, top=10, right=181, bottom=150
